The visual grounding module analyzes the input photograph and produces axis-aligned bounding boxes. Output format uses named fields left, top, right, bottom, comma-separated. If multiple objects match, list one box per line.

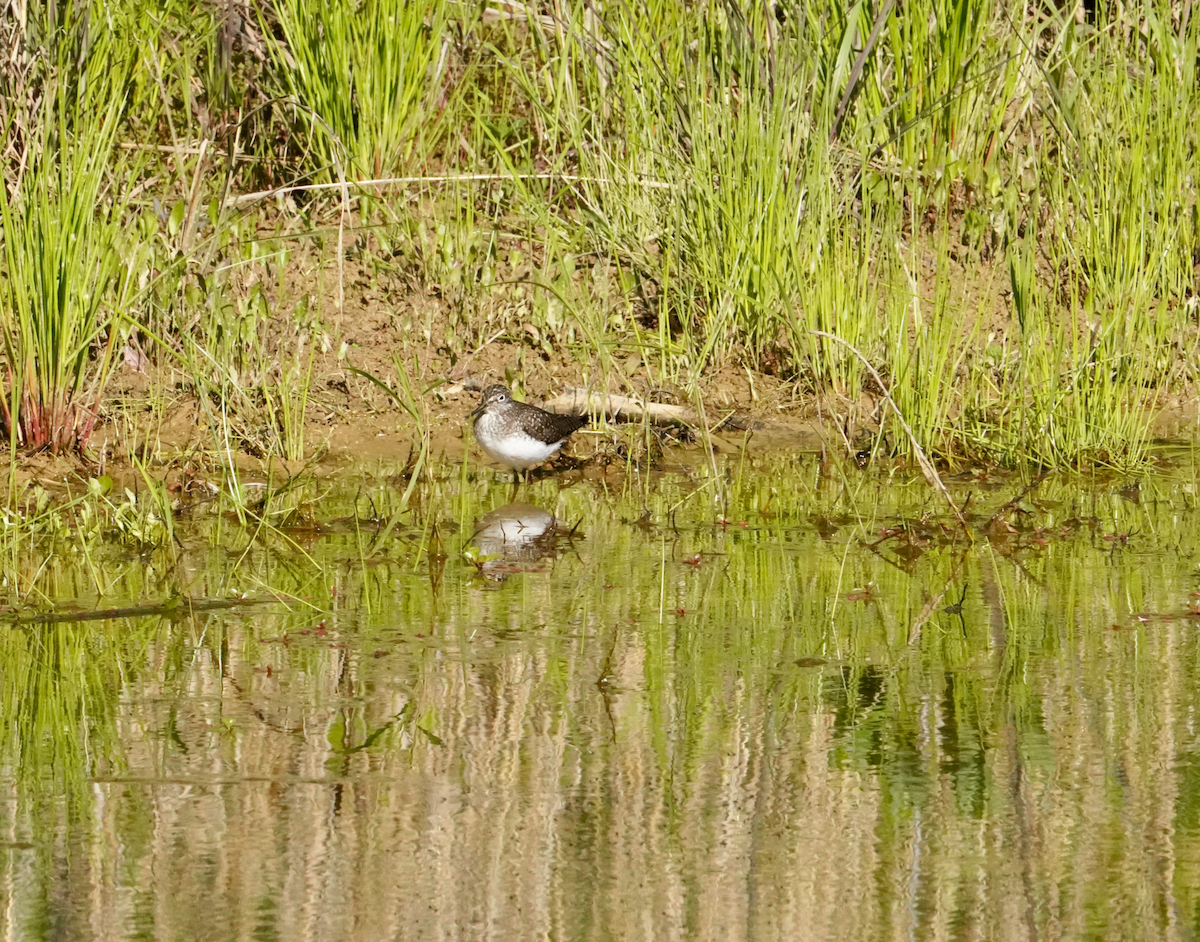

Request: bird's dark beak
left=468, top=400, right=484, bottom=420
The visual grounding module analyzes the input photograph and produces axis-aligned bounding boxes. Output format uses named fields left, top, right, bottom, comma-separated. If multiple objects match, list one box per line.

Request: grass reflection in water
left=0, top=454, right=1197, bottom=941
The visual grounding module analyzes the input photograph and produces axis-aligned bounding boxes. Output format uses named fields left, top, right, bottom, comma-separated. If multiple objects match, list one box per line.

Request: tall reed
left=267, top=0, right=452, bottom=180
left=0, top=8, right=143, bottom=455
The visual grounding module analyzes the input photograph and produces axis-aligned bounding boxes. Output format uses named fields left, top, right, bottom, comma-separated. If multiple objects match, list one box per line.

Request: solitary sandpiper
left=469, top=384, right=589, bottom=473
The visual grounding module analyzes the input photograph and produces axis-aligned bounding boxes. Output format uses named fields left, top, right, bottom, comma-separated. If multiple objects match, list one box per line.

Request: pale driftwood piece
left=540, top=388, right=698, bottom=427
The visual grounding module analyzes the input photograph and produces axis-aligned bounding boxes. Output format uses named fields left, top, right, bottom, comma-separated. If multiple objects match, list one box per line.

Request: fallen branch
left=541, top=387, right=698, bottom=427
left=4, top=595, right=278, bottom=626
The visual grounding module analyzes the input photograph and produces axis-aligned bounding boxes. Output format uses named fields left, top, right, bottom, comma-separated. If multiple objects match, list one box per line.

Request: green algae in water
left=2, top=456, right=1200, bottom=940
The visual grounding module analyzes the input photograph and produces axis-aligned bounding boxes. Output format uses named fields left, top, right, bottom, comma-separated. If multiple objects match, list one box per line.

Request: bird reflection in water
left=468, top=502, right=578, bottom=581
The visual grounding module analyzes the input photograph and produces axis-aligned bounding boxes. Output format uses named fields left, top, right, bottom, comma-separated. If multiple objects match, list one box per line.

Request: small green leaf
left=168, top=200, right=186, bottom=237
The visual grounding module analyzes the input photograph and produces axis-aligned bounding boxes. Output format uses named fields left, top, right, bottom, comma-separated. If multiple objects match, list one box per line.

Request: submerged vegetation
left=0, top=0, right=1198, bottom=476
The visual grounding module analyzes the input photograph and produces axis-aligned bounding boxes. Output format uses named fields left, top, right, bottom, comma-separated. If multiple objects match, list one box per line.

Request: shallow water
left=3, top=454, right=1200, bottom=941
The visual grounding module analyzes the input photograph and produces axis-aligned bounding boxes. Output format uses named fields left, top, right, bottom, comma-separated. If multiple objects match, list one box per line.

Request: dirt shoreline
left=13, top=249, right=1200, bottom=487
left=90, top=373, right=831, bottom=471
left=56, top=372, right=1200, bottom=492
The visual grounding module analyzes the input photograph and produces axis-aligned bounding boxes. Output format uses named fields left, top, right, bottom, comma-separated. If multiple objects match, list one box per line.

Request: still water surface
left=3, top=455, right=1200, bottom=941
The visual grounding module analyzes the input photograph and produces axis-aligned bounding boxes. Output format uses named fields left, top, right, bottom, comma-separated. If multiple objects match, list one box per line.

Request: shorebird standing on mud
left=468, top=384, right=589, bottom=476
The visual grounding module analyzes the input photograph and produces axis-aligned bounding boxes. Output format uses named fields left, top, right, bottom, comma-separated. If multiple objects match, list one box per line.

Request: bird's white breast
left=474, top=413, right=566, bottom=470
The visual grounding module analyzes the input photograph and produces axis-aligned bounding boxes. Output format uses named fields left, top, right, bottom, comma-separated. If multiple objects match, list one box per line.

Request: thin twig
left=830, top=0, right=896, bottom=143
left=222, top=172, right=673, bottom=208
left=119, top=141, right=231, bottom=156
left=810, top=329, right=970, bottom=535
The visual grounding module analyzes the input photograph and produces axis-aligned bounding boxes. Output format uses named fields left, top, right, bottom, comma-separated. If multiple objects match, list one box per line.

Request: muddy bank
left=18, top=241, right=1200, bottom=484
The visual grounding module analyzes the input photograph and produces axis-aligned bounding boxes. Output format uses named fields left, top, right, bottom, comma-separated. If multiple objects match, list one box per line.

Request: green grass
left=0, top=16, right=143, bottom=455
left=483, top=0, right=1193, bottom=468
left=0, top=0, right=1197, bottom=473
left=265, top=0, right=454, bottom=181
